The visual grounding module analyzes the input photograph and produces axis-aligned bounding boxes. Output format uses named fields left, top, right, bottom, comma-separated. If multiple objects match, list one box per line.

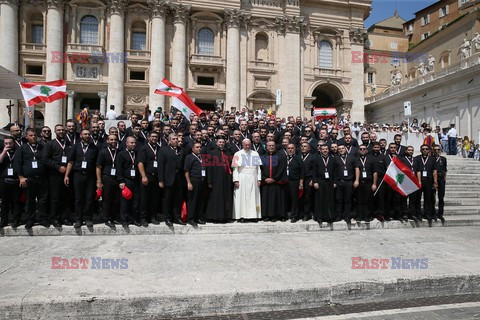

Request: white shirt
left=106, top=110, right=117, bottom=120
left=447, top=128, right=457, bottom=138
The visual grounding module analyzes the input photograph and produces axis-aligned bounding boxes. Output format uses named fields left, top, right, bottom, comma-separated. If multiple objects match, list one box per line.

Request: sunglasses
left=421, top=148, right=429, bottom=150
left=359, top=148, right=367, bottom=150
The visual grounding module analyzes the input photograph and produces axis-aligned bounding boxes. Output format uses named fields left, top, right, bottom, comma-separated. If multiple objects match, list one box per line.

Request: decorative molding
left=98, top=91, right=107, bottom=99
left=171, top=3, right=190, bottom=24
left=128, top=4, right=149, bottom=18
left=250, top=18, right=275, bottom=32
left=147, top=0, right=168, bottom=18
left=107, top=0, right=128, bottom=16
left=46, top=0, right=62, bottom=9
left=349, top=27, right=367, bottom=44
left=127, top=94, right=146, bottom=104
left=224, top=8, right=243, bottom=29
left=275, top=15, right=306, bottom=34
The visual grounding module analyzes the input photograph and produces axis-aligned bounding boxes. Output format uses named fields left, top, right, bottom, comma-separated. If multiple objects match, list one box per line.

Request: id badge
left=287, top=169, right=290, bottom=176
left=61, top=156, right=67, bottom=164
left=343, top=170, right=348, bottom=177
left=110, top=168, right=116, bottom=176
left=81, top=161, right=87, bottom=169
left=130, top=169, right=136, bottom=177
left=202, top=169, right=206, bottom=177
left=7, top=168, right=13, bottom=176
left=153, top=160, right=158, bottom=168
left=32, top=161, right=38, bottom=169
left=324, top=172, right=329, bottom=179
left=422, top=171, right=427, bottom=177
left=362, top=172, right=367, bottom=178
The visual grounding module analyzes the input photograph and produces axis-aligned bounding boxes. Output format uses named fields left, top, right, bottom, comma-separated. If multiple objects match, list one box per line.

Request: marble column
left=349, top=28, right=367, bottom=122
left=225, top=9, right=242, bottom=111
left=98, top=91, right=107, bottom=117
left=107, top=0, right=128, bottom=115
left=67, top=90, right=75, bottom=120
left=171, top=3, right=190, bottom=90
left=45, top=0, right=65, bottom=129
left=147, top=0, right=168, bottom=111
left=0, top=0, right=19, bottom=122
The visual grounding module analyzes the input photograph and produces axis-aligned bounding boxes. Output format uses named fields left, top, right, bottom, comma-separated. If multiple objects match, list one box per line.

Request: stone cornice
left=107, top=0, right=129, bottom=16
left=46, top=0, right=62, bottom=9
left=147, top=0, right=169, bottom=18
left=171, top=3, right=191, bottom=24
left=275, top=15, right=307, bottom=34
left=349, top=27, right=367, bottom=44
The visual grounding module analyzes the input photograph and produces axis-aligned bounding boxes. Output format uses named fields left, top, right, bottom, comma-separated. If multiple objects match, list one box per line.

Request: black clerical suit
left=184, top=153, right=207, bottom=223
left=414, top=155, right=437, bottom=220
left=312, top=154, right=336, bottom=222
left=433, top=156, right=447, bottom=219
left=158, top=146, right=185, bottom=223
left=300, top=152, right=316, bottom=220
left=261, top=152, right=288, bottom=220
left=138, top=143, right=161, bottom=223
left=285, top=154, right=304, bottom=221
left=333, top=153, right=357, bottom=221
left=400, top=155, right=418, bottom=220
left=0, top=149, right=21, bottom=226
left=96, top=147, right=120, bottom=223
left=205, top=148, right=233, bottom=222
left=116, top=148, right=140, bottom=224
left=354, top=155, right=376, bottom=222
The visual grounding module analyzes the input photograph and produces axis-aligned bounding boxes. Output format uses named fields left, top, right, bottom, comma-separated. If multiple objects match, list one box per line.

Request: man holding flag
left=154, top=78, right=203, bottom=119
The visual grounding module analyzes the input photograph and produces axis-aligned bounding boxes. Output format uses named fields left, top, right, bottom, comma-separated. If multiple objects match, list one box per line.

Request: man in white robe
left=232, top=139, right=262, bottom=220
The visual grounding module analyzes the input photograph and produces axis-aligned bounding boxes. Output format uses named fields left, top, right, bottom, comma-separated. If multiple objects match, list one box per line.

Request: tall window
left=131, top=22, right=146, bottom=50
left=31, top=24, right=43, bottom=44
left=80, top=15, right=98, bottom=44
left=255, top=33, right=269, bottom=61
left=197, top=28, right=214, bottom=55
left=318, top=40, right=333, bottom=68
left=367, top=72, right=374, bottom=84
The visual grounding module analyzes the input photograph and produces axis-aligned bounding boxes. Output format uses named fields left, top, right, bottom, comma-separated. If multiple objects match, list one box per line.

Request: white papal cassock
left=232, top=149, right=262, bottom=219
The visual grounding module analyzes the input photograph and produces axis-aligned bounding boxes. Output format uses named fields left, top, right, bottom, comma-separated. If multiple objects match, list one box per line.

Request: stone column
left=45, top=0, right=65, bottom=129
left=107, top=0, right=128, bottom=115
left=147, top=0, right=168, bottom=111
left=98, top=91, right=107, bottom=117
left=67, top=90, right=75, bottom=120
left=349, top=28, right=367, bottom=122
left=0, top=0, right=19, bottom=122
left=224, top=9, right=242, bottom=111
left=171, top=3, right=190, bottom=89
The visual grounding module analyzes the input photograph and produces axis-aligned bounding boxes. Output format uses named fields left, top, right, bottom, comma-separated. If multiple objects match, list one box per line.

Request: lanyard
left=193, top=153, right=202, bottom=164
left=396, top=145, right=401, bottom=155
left=346, top=146, right=352, bottom=154
left=360, top=156, right=367, bottom=171
left=253, top=144, right=260, bottom=152
left=81, top=143, right=90, bottom=159
left=340, top=156, right=347, bottom=169
left=141, top=131, right=148, bottom=140
left=421, top=156, right=429, bottom=170
left=66, top=133, right=76, bottom=145
left=15, top=139, right=23, bottom=147
left=322, top=156, right=329, bottom=171
left=148, top=143, right=157, bottom=156
left=405, top=156, right=414, bottom=168
left=128, top=151, right=135, bottom=168
left=118, top=132, right=126, bottom=142
left=55, top=139, right=66, bottom=154
left=107, top=148, right=117, bottom=166
left=171, top=146, right=179, bottom=155
left=302, top=153, right=309, bottom=162
left=388, top=154, right=394, bottom=161
left=287, top=156, right=293, bottom=167
left=7, top=151, right=14, bottom=167
left=92, top=138, right=99, bottom=146
left=28, top=144, right=38, bottom=160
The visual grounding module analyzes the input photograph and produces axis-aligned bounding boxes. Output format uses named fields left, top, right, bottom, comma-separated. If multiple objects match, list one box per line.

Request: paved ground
left=1, top=227, right=479, bottom=319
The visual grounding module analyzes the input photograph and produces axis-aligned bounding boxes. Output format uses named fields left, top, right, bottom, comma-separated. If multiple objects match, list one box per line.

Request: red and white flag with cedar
left=19, top=80, right=67, bottom=106
left=384, top=157, right=421, bottom=196
left=154, top=78, right=203, bottom=119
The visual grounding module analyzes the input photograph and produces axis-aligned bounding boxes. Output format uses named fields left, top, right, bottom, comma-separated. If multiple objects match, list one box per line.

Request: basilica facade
left=0, top=0, right=370, bottom=129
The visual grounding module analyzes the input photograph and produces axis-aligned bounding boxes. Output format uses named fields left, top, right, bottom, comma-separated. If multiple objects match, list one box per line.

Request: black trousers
left=433, top=177, right=446, bottom=218
left=356, top=179, right=372, bottom=221
left=25, top=176, right=49, bottom=224
left=187, top=178, right=206, bottom=222
left=373, top=174, right=385, bottom=218
left=313, top=180, right=335, bottom=223
left=335, top=180, right=353, bottom=220
left=49, top=172, right=70, bottom=223
left=415, top=178, right=434, bottom=219
left=140, top=174, right=160, bottom=221
left=163, top=174, right=184, bottom=222
left=300, top=177, right=314, bottom=218
left=383, top=184, right=402, bottom=219
left=73, top=172, right=96, bottom=222
left=287, top=180, right=300, bottom=219
left=120, top=178, right=140, bottom=224
left=0, top=179, right=21, bottom=224
left=102, top=175, right=120, bottom=222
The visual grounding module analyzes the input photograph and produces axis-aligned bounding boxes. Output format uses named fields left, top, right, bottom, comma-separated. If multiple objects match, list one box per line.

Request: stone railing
left=365, top=52, right=480, bottom=104
left=314, top=67, right=342, bottom=77
left=249, top=60, right=275, bottom=69
left=66, top=43, right=104, bottom=53
left=21, top=43, right=46, bottom=51
left=190, top=54, right=223, bottom=65
left=126, top=49, right=151, bottom=59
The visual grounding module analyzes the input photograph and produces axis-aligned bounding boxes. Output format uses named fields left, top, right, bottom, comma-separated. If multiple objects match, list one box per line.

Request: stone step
left=1, top=215, right=480, bottom=237
left=443, top=199, right=480, bottom=206
left=444, top=206, right=480, bottom=215
left=444, top=192, right=480, bottom=198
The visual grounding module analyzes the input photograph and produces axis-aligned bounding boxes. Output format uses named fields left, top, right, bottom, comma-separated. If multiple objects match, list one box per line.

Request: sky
left=364, top=0, right=439, bottom=28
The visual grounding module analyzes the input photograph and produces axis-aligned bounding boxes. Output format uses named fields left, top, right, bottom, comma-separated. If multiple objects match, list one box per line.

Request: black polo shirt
left=333, top=154, right=356, bottom=181
left=138, top=143, right=160, bottom=176
left=0, top=150, right=17, bottom=179
left=96, top=147, right=119, bottom=177
left=14, top=143, right=47, bottom=177
left=43, top=138, right=71, bottom=171
left=355, top=155, right=376, bottom=181
left=184, top=153, right=204, bottom=180
left=116, top=149, right=138, bottom=183
left=68, top=141, right=99, bottom=175
left=435, top=156, right=447, bottom=178
left=413, top=155, right=437, bottom=179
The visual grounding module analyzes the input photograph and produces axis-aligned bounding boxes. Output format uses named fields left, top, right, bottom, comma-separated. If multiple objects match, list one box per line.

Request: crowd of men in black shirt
left=0, top=111, right=448, bottom=230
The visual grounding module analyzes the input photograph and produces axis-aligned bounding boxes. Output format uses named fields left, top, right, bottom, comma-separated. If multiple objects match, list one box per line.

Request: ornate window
left=197, top=28, right=214, bottom=55
left=29, top=13, right=44, bottom=44
left=131, top=22, right=146, bottom=50
left=255, top=33, right=269, bottom=61
left=318, top=40, right=333, bottom=68
left=80, top=15, right=98, bottom=45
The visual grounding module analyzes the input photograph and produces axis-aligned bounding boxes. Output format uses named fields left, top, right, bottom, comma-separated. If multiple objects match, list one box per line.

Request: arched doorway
left=310, top=82, right=352, bottom=118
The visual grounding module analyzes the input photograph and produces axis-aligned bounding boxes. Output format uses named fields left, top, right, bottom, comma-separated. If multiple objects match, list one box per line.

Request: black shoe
left=197, top=220, right=206, bottom=225
left=317, top=219, right=323, bottom=225
left=439, top=216, right=445, bottom=225
left=63, top=219, right=73, bottom=226
left=122, top=223, right=129, bottom=228
left=133, top=221, right=141, bottom=227
left=174, top=219, right=186, bottom=225
left=74, top=221, right=82, bottom=228
left=140, top=219, right=149, bottom=227
left=105, top=221, right=115, bottom=228
left=428, top=219, right=433, bottom=227
left=187, top=220, right=197, bottom=227
left=262, top=218, right=269, bottom=222
left=384, top=217, right=392, bottom=221
left=346, top=220, right=352, bottom=230
left=0, top=221, right=8, bottom=228
left=291, top=218, right=298, bottom=223
left=11, top=221, right=19, bottom=228
left=334, top=217, right=342, bottom=222
left=25, top=222, right=34, bottom=229
left=302, top=216, right=310, bottom=221
left=239, top=218, right=245, bottom=223
left=280, top=218, right=287, bottom=222
left=165, top=219, right=173, bottom=227
left=52, top=221, right=62, bottom=228
left=85, top=220, right=93, bottom=227
left=151, top=218, right=160, bottom=225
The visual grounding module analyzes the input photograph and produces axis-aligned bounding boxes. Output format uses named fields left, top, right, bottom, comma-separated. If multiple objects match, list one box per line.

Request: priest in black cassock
left=312, top=144, right=336, bottom=224
left=285, top=143, right=304, bottom=223
left=205, top=137, right=233, bottom=222
left=260, top=141, right=288, bottom=222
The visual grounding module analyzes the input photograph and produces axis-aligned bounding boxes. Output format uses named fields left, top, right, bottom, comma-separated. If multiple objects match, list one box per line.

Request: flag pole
left=374, top=160, right=393, bottom=197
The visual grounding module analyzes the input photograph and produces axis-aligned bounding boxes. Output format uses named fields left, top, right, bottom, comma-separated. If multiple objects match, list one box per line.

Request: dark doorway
left=312, top=83, right=343, bottom=109
left=80, top=98, right=100, bottom=110
left=196, top=102, right=216, bottom=111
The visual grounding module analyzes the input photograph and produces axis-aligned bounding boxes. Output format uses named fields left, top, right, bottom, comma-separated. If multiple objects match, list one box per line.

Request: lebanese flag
left=154, top=78, right=203, bottom=118
left=313, top=108, right=336, bottom=119
left=19, top=80, right=67, bottom=106
left=384, top=157, right=421, bottom=196
left=154, top=78, right=183, bottom=97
